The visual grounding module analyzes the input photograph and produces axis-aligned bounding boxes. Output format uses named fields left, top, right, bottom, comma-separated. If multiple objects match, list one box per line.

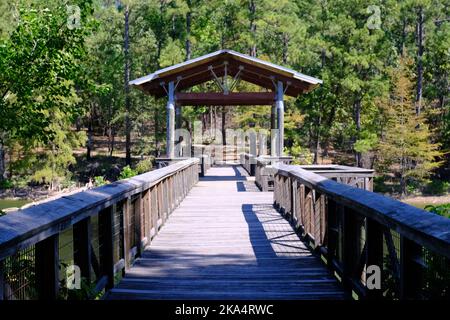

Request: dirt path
left=403, top=195, right=450, bottom=208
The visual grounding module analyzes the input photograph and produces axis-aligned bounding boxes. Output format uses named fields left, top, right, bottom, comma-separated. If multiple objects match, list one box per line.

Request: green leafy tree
left=0, top=0, right=94, bottom=182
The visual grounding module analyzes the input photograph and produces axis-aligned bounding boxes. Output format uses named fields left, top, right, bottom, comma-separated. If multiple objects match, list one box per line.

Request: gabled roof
left=130, top=50, right=322, bottom=98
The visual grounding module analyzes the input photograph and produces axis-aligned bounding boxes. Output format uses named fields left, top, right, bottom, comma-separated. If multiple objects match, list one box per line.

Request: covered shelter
left=130, top=49, right=322, bottom=159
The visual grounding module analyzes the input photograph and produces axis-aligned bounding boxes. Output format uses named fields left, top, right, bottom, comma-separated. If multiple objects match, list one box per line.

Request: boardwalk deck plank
left=106, top=165, right=346, bottom=300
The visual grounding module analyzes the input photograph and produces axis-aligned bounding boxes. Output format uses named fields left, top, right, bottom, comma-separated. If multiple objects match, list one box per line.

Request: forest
left=0, top=0, right=449, bottom=212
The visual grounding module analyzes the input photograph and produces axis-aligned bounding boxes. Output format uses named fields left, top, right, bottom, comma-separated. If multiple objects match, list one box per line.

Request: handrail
left=0, top=158, right=198, bottom=259
left=273, top=163, right=450, bottom=299
left=0, top=158, right=199, bottom=300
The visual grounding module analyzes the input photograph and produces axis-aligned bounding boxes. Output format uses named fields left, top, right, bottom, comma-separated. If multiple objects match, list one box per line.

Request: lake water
left=0, top=199, right=31, bottom=211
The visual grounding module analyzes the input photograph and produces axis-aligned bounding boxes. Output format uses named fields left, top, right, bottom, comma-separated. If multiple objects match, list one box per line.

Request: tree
left=376, top=56, right=443, bottom=196
left=0, top=0, right=94, bottom=181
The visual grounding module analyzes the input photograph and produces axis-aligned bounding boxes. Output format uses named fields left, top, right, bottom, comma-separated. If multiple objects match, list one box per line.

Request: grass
left=0, top=199, right=31, bottom=211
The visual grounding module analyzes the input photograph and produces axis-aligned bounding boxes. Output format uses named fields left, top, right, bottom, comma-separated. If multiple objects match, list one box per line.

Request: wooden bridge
left=0, top=158, right=449, bottom=300
left=106, top=165, right=344, bottom=300
left=0, top=50, right=448, bottom=300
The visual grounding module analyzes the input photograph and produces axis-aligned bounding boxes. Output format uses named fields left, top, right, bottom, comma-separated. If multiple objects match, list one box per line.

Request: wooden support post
left=122, top=198, right=131, bottom=270
left=326, top=200, right=338, bottom=271
left=73, top=217, right=92, bottom=283
left=298, top=184, right=305, bottom=230
left=366, top=218, right=384, bottom=299
left=342, top=208, right=357, bottom=293
left=270, top=104, right=277, bottom=157
left=291, top=179, right=297, bottom=224
left=99, top=207, right=115, bottom=290
left=276, top=81, right=284, bottom=157
left=166, top=81, right=175, bottom=158
left=143, top=190, right=151, bottom=241
left=134, top=194, right=142, bottom=257
left=35, top=234, right=59, bottom=300
left=400, top=236, right=422, bottom=299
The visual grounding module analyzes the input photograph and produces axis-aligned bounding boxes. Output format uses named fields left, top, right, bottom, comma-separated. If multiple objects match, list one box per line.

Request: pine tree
left=376, top=56, right=443, bottom=196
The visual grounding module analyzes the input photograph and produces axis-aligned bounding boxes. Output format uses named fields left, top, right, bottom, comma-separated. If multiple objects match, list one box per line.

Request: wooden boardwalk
left=106, top=165, right=345, bottom=300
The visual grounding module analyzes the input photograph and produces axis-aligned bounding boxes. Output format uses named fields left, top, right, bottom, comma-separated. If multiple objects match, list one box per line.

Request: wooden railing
left=254, top=156, right=292, bottom=191
left=0, top=158, right=199, bottom=300
left=273, top=163, right=450, bottom=300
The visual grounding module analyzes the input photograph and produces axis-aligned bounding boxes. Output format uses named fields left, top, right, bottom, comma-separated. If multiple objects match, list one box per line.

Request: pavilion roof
left=130, top=50, right=322, bottom=98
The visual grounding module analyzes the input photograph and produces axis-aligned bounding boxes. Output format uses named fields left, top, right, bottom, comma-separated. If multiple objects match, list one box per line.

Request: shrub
left=119, top=165, right=138, bottom=180
left=424, top=204, right=450, bottom=218
left=285, top=143, right=313, bottom=165
left=94, top=176, right=108, bottom=187
left=135, top=158, right=153, bottom=174
left=423, top=180, right=450, bottom=196
left=0, top=179, right=14, bottom=189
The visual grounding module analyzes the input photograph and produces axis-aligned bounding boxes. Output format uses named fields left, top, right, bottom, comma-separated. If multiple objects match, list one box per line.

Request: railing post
left=342, top=208, right=357, bottom=293
left=298, top=184, right=305, bottom=230
left=123, top=197, right=131, bottom=270
left=291, top=178, right=297, bottom=225
left=326, top=200, right=337, bottom=270
left=142, top=190, right=151, bottom=242
left=73, top=217, right=92, bottom=283
left=134, top=193, right=143, bottom=257
left=366, top=218, right=383, bottom=299
left=99, top=206, right=115, bottom=290
left=35, top=234, right=59, bottom=300
left=400, top=236, right=422, bottom=299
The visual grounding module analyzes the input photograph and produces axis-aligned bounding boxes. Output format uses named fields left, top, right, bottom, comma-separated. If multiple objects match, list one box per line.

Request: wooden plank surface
left=106, top=165, right=345, bottom=300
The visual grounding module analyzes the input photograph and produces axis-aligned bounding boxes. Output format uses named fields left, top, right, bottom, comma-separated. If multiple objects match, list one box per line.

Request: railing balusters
left=272, top=163, right=450, bottom=300
left=35, top=235, right=59, bottom=300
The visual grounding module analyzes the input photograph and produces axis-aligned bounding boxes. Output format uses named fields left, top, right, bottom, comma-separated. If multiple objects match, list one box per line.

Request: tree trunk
left=314, top=114, right=321, bottom=164
left=186, top=0, right=192, bottom=61
left=87, top=118, right=93, bottom=161
left=282, top=34, right=289, bottom=64
left=354, top=97, right=362, bottom=167
left=0, top=137, right=6, bottom=181
left=415, top=6, right=424, bottom=116
left=249, top=0, right=256, bottom=57
left=124, top=5, right=131, bottom=165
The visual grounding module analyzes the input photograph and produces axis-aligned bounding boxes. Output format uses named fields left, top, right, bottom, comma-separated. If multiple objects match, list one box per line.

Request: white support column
left=166, top=81, right=175, bottom=158
left=276, top=81, right=284, bottom=157
left=271, top=104, right=277, bottom=156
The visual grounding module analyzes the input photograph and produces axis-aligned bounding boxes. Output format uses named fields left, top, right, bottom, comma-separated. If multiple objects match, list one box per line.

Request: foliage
left=119, top=165, right=138, bottom=179
left=376, top=56, right=443, bottom=196
left=0, top=179, right=13, bottom=189
left=135, top=158, right=153, bottom=174
left=0, top=0, right=449, bottom=198
left=424, top=180, right=450, bottom=196
left=285, top=143, right=313, bottom=165
left=424, top=204, right=450, bottom=218
left=94, top=176, right=108, bottom=187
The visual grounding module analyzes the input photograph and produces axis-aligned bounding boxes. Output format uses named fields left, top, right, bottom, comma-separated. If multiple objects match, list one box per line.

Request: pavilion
left=130, top=49, right=322, bottom=160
